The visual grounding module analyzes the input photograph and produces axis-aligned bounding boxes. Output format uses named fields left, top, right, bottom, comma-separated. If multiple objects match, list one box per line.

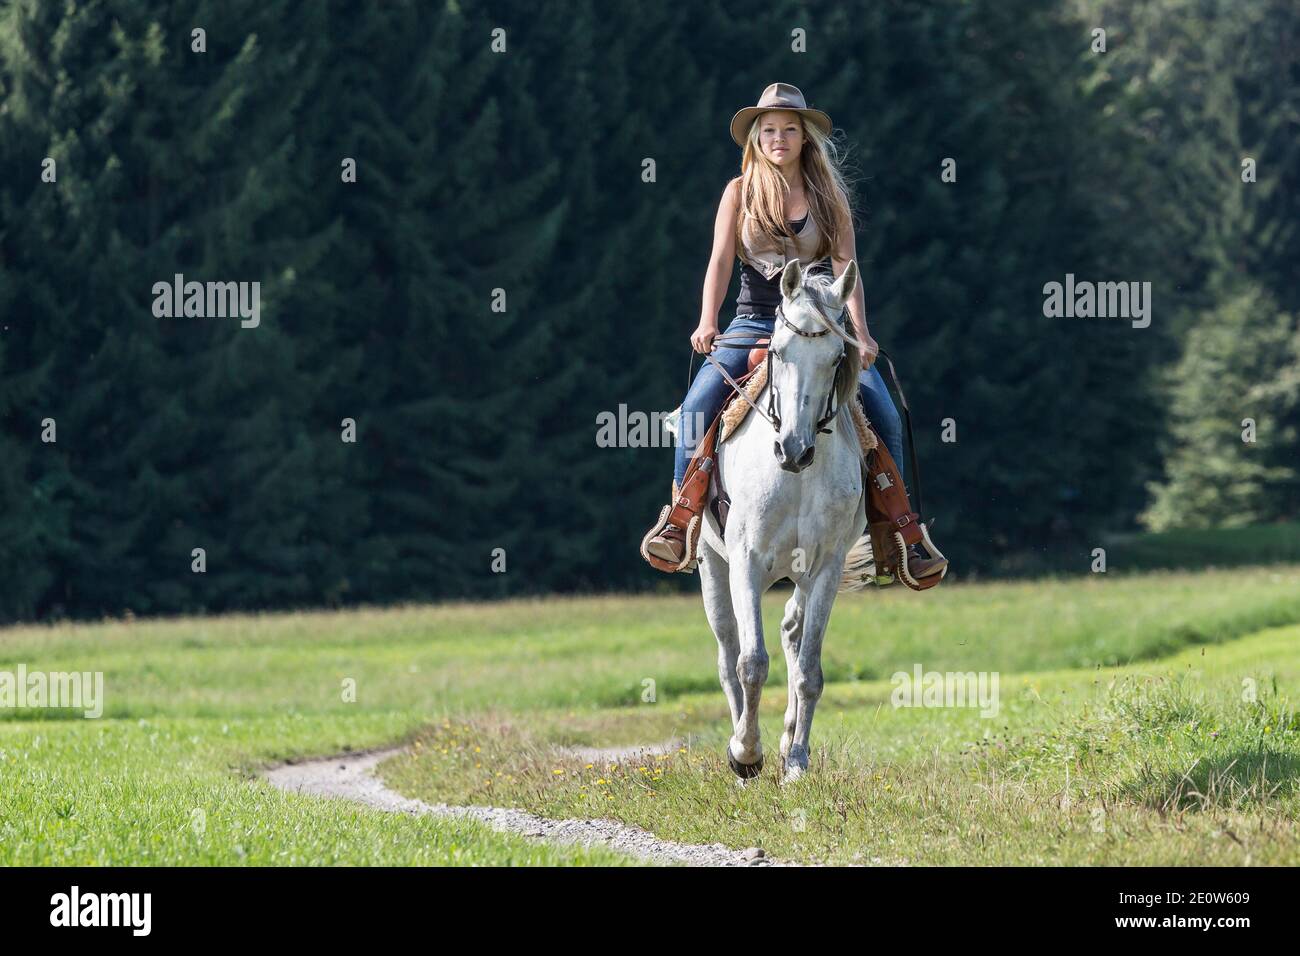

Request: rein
left=696, top=332, right=777, bottom=429
left=769, top=298, right=846, bottom=435
left=688, top=298, right=849, bottom=435
left=682, top=307, right=927, bottom=522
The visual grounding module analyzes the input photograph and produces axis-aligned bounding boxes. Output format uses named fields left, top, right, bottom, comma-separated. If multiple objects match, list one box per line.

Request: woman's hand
left=691, top=321, right=719, bottom=354
left=858, top=331, right=880, bottom=369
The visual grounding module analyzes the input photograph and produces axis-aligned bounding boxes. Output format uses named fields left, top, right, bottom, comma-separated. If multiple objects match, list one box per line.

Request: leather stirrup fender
left=640, top=415, right=722, bottom=573
left=863, top=426, right=946, bottom=591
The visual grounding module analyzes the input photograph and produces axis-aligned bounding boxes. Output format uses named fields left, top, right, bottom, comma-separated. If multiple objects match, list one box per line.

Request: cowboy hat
left=729, top=82, right=832, bottom=147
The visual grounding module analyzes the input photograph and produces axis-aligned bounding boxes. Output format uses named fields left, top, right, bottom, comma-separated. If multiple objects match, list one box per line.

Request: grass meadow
left=3, top=561, right=1299, bottom=865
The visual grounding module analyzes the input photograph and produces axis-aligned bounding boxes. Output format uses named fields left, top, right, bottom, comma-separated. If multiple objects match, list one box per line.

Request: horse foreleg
left=726, top=560, right=768, bottom=778
left=779, top=588, right=806, bottom=764
left=699, top=546, right=742, bottom=726
left=784, top=567, right=837, bottom=781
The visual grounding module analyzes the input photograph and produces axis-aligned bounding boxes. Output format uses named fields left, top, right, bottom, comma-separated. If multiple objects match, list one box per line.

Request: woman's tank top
left=735, top=206, right=831, bottom=318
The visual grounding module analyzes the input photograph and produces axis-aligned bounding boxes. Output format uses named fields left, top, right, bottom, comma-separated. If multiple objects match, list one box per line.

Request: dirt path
left=261, top=745, right=788, bottom=867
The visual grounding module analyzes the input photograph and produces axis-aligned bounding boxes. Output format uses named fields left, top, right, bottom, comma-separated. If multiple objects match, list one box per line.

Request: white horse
left=697, top=258, right=872, bottom=782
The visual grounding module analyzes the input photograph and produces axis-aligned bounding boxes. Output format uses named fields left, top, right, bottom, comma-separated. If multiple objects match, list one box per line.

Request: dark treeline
left=0, top=0, right=1295, bottom=622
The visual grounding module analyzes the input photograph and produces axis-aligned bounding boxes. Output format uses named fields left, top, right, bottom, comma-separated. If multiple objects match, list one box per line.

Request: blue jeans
left=673, top=315, right=907, bottom=488
left=674, top=316, right=773, bottom=486
left=858, top=362, right=907, bottom=488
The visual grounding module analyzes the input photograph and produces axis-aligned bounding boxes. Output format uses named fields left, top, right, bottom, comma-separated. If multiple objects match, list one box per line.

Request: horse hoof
left=728, top=752, right=764, bottom=779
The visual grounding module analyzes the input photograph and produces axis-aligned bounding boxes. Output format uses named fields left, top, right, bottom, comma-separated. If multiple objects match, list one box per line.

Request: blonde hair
left=733, top=108, right=856, bottom=269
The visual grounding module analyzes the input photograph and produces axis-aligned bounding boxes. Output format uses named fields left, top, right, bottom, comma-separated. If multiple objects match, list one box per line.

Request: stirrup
left=640, top=505, right=701, bottom=573
left=895, top=522, right=947, bottom=591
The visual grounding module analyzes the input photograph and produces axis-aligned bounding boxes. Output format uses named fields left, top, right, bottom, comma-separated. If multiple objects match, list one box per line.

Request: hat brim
left=730, top=105, right=832, bottom=147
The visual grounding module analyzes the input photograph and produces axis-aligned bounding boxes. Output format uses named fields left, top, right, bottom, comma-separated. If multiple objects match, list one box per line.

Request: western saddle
left=640, top=339, right=946, bottom=590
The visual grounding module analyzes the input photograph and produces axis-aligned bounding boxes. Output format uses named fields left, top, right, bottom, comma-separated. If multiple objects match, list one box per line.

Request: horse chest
left=723, top=486, right=857, bottom=568
left=709, top=408, right=864, bottom=568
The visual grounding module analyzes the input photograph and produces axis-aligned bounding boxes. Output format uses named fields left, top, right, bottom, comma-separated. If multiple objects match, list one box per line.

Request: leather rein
left=697, top=298, right=847, bottom=435
left=685, top=302, right=926, bottom=520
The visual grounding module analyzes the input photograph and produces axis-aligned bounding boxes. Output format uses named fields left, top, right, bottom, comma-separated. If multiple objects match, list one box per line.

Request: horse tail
left=839, top=533, right=875, bottom=592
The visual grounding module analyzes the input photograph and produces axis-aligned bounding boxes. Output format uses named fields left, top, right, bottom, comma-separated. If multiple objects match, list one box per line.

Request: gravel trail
left=261, top=746, right=788, bottom=867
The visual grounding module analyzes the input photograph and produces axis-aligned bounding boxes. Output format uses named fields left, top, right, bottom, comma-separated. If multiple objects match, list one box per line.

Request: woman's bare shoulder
left=724, top=176, right=742, bottom=210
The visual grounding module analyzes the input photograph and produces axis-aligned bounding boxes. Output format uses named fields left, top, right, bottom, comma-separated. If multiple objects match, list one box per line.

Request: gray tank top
left=735, top=211, right=830, bottom=317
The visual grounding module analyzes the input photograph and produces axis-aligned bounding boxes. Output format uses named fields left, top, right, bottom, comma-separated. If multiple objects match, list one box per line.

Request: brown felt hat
left=729, top=82, right=832, bottom=147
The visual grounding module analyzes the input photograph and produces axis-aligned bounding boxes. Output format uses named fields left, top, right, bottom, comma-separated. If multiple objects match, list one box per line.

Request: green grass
left=382, top=625, right=1300, bottom=865
left=1105, top=521, right=1300, bottom=570
left=2, top=564, right=1299, bottom=865
left=0, top=714, right=634, bottom=865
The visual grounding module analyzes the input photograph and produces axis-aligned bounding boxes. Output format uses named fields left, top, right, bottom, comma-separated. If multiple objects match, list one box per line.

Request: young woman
left=643, top=82, right=947, bottom=583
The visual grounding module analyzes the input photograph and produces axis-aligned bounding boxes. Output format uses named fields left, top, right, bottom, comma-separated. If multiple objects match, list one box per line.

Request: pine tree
left=1142, top=282, right=1297, bottom=529
left=284, top=0, right=555, bottom=601
left=1139, top=0, right=1300, bottom=528
left=0, top=0, right=341, bottom=617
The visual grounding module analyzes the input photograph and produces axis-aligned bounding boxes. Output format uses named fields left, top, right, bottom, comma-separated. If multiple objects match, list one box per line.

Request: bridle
left=688, top=297, right=928, bottom=520
left=700, top=295, right=849, bottom=435
left=770, top=297, right=847, bottom=434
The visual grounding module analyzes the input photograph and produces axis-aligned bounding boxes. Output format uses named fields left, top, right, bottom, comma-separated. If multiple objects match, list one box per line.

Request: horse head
left=767, top=258, right=863, bottom=472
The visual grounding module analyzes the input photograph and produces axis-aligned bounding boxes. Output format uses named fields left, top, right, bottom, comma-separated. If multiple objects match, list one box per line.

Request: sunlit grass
left=3, top=565, right=1298, bottom=865
left=382, top=625, right=1300, bottom=865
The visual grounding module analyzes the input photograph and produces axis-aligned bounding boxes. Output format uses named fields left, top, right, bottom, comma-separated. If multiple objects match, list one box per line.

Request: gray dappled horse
left=696, top=258, right=872, bottom=782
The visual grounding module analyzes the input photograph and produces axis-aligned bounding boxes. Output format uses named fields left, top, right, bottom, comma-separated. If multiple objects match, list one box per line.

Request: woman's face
left=757, top=110, right=804, bottom=166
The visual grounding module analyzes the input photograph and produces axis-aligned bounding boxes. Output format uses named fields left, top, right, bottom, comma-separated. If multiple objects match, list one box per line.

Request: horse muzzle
left=773, top=436, right=816, bottom=472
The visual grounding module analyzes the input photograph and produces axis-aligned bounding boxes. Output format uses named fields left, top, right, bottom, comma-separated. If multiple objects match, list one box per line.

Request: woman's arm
left=829, top=200, right=879, bottom=368
left=691, top=178, right=741, bottom=353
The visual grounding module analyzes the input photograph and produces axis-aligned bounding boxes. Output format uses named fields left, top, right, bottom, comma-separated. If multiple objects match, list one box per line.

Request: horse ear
left=831, top=259, right=858, bottom=306
left=780, top=258, right=803, bottom=300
